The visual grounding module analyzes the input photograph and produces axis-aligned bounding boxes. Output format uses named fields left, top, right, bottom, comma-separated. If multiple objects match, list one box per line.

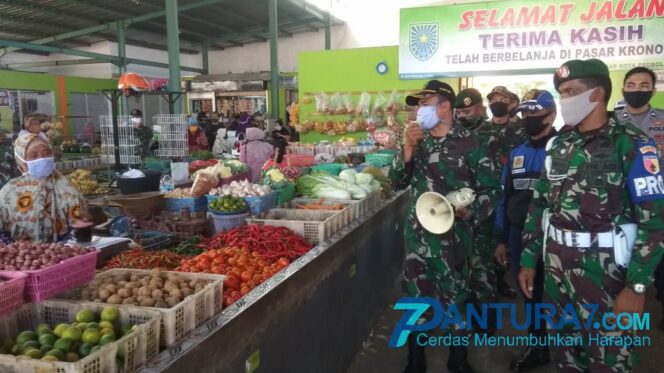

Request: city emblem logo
left=409, top=23, right=439, bottom=61
left=643, top=155, right=660, bottom=175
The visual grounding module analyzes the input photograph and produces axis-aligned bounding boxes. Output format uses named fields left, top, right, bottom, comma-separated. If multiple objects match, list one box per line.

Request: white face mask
left=131, top=117, right=142, bottom=126
left=15, top=153, right=55, bottom=179
left=416, top=105, right=440, bottom=130
left=560, top=88, right=598, bottom=126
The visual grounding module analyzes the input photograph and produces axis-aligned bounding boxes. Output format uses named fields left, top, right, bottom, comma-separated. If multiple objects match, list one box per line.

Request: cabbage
left=355, top=173, right=374, bottom=185
left=339, top=169, right=358, bottom=184
left=347, top=184, right=368, bottom=199
left=358, top=184, right=373, bottom=194
left=370, top=180, right=382, bottom=192
left=313, top=184, right=351, bottom=199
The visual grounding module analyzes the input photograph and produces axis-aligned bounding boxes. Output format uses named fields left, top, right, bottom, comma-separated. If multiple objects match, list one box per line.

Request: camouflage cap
left=553, top=59, right=610, bottom=91
left=455, top=88, right=483, bottom=109
left=405, top=80, right=456, bottom=106
left=487, top=86, right=512, bottom=100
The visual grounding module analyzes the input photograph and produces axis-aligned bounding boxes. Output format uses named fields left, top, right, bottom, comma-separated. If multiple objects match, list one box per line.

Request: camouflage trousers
left=544, top=241, right=633, bottom=373
left=402, top=216, right=472, bottom=333
left=469, top=220, right=497, bottom=304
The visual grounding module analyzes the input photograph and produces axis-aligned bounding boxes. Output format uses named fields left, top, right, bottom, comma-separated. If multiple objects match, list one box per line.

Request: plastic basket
left=0, top=300, right=161, bottom=373
left=282, top=200, right=354, bottom=224
left=163, top=196, right=208, bottom=212
left=365, top=153, right=395, bottom=167
left=211, top=212, right=249, bottom=233
left=310, top=163, right=345, bottom=175
left=246, top=209, right=341, bottom=244
left=143, top=159, right=171, bottom=174
left=56, top=269, right=224, bottom=348
left=293, top=191, right=380, bottom=219
left=0, top=249, right=99, bottom=302
left=244, top=192, right=278, bottom=215
left=0, top=272, right=26, bottom=316
left=133, top=231, right=177, bottom=251
left=275, top=184, right=296, bottom=205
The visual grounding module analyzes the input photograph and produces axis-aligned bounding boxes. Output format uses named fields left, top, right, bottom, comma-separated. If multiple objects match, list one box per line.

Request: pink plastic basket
left=3, top=249, right=99, bottom=302
left=0, top=272, right=26, bottom=315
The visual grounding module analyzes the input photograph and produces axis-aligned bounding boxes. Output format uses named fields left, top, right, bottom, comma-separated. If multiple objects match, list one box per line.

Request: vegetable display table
left=139, top=190, right=410, bottom=373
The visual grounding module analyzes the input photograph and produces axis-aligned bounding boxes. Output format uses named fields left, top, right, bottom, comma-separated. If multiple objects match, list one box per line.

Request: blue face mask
left=16, top=153, right=55, bottom=179
left=416, top=105, right=440, bottom=130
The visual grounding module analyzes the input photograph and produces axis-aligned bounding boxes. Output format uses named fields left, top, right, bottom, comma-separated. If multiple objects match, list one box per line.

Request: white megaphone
left=415, top=188, right=476, bottom=234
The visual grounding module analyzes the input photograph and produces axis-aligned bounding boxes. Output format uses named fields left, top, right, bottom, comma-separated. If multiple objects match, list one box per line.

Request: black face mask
left=489, top=102, right=509, bottom=117
left=524, top=115, right=549, bottom=136
left=458, top=116, right=484, bottom=129
left=623, top=90, right=653, bottom=109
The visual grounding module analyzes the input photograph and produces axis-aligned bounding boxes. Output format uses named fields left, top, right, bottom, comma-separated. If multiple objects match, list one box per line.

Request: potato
left=179, top=281, right=190, bottom=289
left=149, top=279, right=163, bottom=288
left=189, top=280, right=200, bottom=288
left=118, top=281, right=128, bottom=287
left=151, top=289, right=164, bottom=299
left=181, top=287, right=193, bottom=297
left=125, top=282, right=140, bottom=290
left=164, top=281, right=178, bottom=291
left=166, top=273, right=180, bottom=282
left=99, top=289, right=111, bottom=300
left=140, top=297, right=155, bottom=307
left=107, top=295, right=122, bottom=304
left=130, top=274, right=141, bottom=282
left=117, top=289, right=131, bottom=298
left=132, top=288, right=140, bottom=296
left=122, top=297, right=137, bottom=305
left=113, top=275, right=126, bottom=283
left=168, top=288, right=182, bottom=298
left=139, top=278, right=150, bottom=286
left=195, top=283, right=205, bottom=292
left=165, top=296, right=180, bottom=308
left=150, top=268, right=162, bottom=278
left=93, top=298, right=103, bottom=303
left=138, top=286, right=151, bottom=297
left=106, top=285, right=117, bottom=294
left=136, top=296, right=145, bottom=303
left=154, top=300, right=169, bottom=308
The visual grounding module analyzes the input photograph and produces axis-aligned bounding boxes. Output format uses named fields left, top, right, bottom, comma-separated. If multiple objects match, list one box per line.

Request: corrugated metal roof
left=0, top=0, right=342, bottom=54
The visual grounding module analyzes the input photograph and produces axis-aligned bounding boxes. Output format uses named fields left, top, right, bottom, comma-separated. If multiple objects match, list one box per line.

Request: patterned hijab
left=14, top=134, right=49, bottom=173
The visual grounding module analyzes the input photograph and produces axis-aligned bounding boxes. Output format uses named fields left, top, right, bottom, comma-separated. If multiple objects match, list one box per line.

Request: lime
left=39, top=334, right=56, bottom=347
left=90, top=345, right=102, bottom=354
left=53, top=323, right=69, bottom=338
left=22, top=340, right=40, bottom=351
left=54, top=338, right=72, bottom=353
left=65, top=352, right=80, bottom=362
left=117, top=345, right=125, bottom=362
left=100, top=306, right=119, bottom=323
left=81, top=329, right=100, bottom=345
left=78, top=343, right=94, bottom=357
left=16, top=331, right=37, bottom=346
left=99, top=334, right=115, bottom=346
left=40, top=344, right=53, bottom=354
left=45, top=348, right=65, bottom=361
left=98, top=321, right=114, bottom=330
left=100, top=328, right=116, bottom=339
left=41, top=355, right=60, bottom=362
left=36, top=323, right=52, bottom=336
left=75, top=309, right=97, bottom=324
left=23, top=348, right=43, bottom=359
left=11, top=344, right=21, bottom=355
left=62, top=327, right=82, bottom=342
left=76, top=322, right=88, bottom=330
left=86, top=322, right=100, bottom=331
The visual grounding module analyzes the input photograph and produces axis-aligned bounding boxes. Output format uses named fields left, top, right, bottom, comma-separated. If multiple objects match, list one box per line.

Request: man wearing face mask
left=494, top=89, right=557, bottom=372
left=518, top=59, right=664, bottom=373
left=454, top=88, right=502, bottom=334
left=130, top=109, right=153, bottom=159
left=390, top=80, right=500, bottom=373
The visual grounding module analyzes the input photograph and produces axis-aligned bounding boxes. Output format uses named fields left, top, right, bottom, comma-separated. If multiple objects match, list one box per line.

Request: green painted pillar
left=201, top=41, right=209, bottom=75
left=166, top=0, right=182, bottom=113
left=324, top=11, right=331, bottom=50
left=268, top=0, right=279, bottom=119
left=117, top=20, right=128, bottom=116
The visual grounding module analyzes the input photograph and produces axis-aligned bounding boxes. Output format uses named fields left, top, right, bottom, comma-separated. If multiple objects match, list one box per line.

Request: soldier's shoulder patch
left=639, top=145, right=658, bottom=155
left=643, top=155, right=660, bottom=175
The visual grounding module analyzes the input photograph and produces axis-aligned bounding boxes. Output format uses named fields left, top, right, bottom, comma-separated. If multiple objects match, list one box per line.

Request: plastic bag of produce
left=356, top=92, right=371, bottom=116
left=315, top=92, right=330, bottom=113
left=191, top=170, right=218, bottom=197
left=330, top=93, right=343, bottom=114
left=343, top=93, right=355, bottom=114
left=385, top=90, right=400, bottom=114
left=373, top=92, right=387, bottom=114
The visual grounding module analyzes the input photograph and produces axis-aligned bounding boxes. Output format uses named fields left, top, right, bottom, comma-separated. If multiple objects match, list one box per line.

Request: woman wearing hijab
left=235, top=112, right=255, bottom=138
left=187, top=117, right=210, bottom=154
left=240, top=127, right=274, bottom=183
left=0, top=134, right=87, bottom=242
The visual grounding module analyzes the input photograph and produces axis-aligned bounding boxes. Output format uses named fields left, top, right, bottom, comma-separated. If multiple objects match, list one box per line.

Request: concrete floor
left=347, top=287, right=664, bottom=373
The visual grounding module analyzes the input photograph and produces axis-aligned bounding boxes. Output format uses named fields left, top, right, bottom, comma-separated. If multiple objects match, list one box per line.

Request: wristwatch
left=628, top=283, right=646, bottom=295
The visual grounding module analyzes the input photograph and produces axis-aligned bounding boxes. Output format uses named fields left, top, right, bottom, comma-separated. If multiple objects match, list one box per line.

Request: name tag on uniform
left=513, top=155, right=524, bottom=169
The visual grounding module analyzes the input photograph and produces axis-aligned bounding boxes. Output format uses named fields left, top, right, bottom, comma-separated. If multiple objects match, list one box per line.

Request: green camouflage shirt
left=521, top=117, right=664, bottom=286
left=389, top=122, right=501, bottom=226
left=493, top=118, right=527, bottom=173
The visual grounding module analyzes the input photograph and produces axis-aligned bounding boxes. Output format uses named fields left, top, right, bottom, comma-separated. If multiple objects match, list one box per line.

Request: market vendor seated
left=187, top=116, right=210, bottom=154
left=0, top=134, right=87, bottom=243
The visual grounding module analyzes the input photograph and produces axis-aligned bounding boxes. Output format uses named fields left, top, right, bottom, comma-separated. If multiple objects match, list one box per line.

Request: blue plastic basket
left=365, top=153, right=395, bottom=167
left=244, top=192, right=279, bottom=215
left=163, top=196, right=208, bottom=212
left=211, top=212, right=249, bottom=233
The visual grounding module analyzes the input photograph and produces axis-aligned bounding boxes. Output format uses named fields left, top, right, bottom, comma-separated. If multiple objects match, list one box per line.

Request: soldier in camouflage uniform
left=519, top=59, right=664, bottom=373
left=614, top=67, right=664, bottom=328
left=390, top=80, right=500, bottom=373
left=130, top=109, right=153, bottom=160
left=454, top=88, right=502, bottom=334
left=487, top=86, right=527, bottom=299
left=0, top=129, right=15, bottom=189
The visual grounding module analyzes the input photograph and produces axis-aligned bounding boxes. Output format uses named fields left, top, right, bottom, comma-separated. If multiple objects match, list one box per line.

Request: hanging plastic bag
left=385, top=90, right=400, bottom=114
left=315, top=92, right=329, bottom=113
left=330, top=93, right=342, bottom=114
left=342, top=93, right=355, bottom=114
left=356, top=92, right=371, bottom=116
left=373, top=92, right=387, bottom=114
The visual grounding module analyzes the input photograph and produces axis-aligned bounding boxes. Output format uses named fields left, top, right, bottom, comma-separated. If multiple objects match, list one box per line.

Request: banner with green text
left=399, top=0, right=664, bottom=79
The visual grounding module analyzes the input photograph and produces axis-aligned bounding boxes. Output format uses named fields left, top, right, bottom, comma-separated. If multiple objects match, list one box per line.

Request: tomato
left=247, top=279, right=256, bottom=288
left=236, top=258, right=247, bottom=268
left=211, top=266, right=224, bottom=274
left=252, top=274, right=263, bottom=283
left=240, top=271, right=252, bottom=282
left=227, top=257, right=237, bottom=266
left=225, top=276, right=240, bottom=290
left=224, top=296, right=233, bottom=306
left=212, top=257, right=224, bottom=266
left=231, top=267, right=242, bottom=277
left=262, top=273, right=272, bottom=281
left=231, top=290, right=241, bottom=299
left=240, top=286, right=250, bottom=295
left=251, top=251, right=260, bottom=258
left=277, top=258, right=290, bottom=267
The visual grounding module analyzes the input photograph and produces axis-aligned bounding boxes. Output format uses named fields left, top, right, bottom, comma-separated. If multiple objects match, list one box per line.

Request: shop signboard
left=399, top=0, right=664, bottom=78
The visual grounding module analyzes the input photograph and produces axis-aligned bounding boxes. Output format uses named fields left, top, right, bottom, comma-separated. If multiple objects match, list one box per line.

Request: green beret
left=455, top=88, right=483, bottom=109
left=553, top=59, right=610, bottom=91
